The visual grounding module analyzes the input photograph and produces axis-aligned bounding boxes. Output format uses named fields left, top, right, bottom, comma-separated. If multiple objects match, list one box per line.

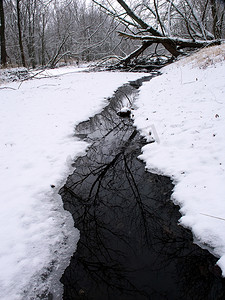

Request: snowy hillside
left=133, top=44, right=225, bottom=275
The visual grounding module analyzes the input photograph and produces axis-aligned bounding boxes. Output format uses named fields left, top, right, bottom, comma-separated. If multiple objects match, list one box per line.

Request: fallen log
left=118, top=31, right=223, bottom=49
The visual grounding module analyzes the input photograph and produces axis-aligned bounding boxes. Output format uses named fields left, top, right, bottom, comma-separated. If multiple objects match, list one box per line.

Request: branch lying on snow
left=118, top=31, right=223, bottom=49
left=0, top=86, right=17, bottom=90
left=200, top=213, right=225, bottom=222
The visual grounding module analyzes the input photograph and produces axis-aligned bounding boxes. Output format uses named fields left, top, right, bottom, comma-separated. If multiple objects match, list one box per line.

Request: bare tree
left=0, top=0, right=7, bottom=66
left=1, top=0, right=139, bottom=68
left=16, top=0, right=26, bottom=67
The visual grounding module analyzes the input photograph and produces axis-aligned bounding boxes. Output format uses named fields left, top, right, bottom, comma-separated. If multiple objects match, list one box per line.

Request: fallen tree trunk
left=93, top=0, right=224, bottom=68
left=118, top=31, right=223, bottom=49
left=116, top=0, right=180, bottom=57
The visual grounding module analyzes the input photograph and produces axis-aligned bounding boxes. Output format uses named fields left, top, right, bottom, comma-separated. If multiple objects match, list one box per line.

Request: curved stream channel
left=59, top=73, right=225, bottom=300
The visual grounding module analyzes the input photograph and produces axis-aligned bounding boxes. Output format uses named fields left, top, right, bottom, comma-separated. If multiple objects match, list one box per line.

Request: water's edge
left=59, top=74, right=225, bottom=300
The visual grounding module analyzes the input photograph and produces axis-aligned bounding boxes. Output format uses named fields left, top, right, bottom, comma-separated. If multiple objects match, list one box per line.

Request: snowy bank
left=0, top=68, right=145, bottom=299
left=133, top=45, right=225, bottom=275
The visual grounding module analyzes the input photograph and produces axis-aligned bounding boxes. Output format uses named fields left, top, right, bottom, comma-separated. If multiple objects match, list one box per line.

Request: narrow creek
left=59, top=73, right=225, bottom=300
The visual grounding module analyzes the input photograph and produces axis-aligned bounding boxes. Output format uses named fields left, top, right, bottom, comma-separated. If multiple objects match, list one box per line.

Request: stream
left=59, top=73, right=225, bottom=300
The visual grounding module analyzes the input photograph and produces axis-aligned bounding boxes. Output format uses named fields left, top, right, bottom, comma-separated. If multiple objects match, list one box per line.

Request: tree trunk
left=0, top=0, right=7, bottom=67
left=210, top=0, right=220, bottom=39
left=17, top=0, right=26, bottom=67
left=121, top=41, right=153, bottom=65
left=26, top=0, right=36, bottom=68
left=41, top=14, right=46, bottom=66
left=118, top=31, right=221, bottom=49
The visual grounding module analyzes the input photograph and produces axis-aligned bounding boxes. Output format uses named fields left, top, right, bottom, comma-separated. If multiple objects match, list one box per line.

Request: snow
left=0, top=67, right=145, bottom=299
left=0, top=67, right=29, bottom=83
left=119, top=106, right=131, bottom=113
left=31, top=65, right=89, bottom=78
left=117, top=106, right=132, bottom=117
left=133, top=45, right=225, bottom=275
left=1, top=44, right=225, bottom=298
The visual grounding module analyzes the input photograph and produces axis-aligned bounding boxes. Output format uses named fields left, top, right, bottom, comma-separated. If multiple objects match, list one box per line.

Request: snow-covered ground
left=133, top=44, right=225, bottom=275
left=0, top=68, right=145, bottom=299
left=1, top=44, right=225, bottom=299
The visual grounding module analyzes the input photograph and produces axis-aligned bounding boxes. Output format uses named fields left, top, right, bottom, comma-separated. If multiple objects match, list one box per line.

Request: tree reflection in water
left=60, top=78, right=225, bottom=300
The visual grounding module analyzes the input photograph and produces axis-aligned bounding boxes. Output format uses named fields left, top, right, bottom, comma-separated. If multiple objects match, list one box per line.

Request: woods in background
left=0, top=0, right=136, bottom=68
left=0, top=0, right=224, bottom=68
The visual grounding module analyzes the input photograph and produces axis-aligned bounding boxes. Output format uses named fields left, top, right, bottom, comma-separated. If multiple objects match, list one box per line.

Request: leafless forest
left=0, top=0, right=224, bottom=69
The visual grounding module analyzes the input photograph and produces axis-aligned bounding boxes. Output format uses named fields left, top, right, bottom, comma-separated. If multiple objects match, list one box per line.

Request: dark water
left=59, top=74, right=225, bottom=300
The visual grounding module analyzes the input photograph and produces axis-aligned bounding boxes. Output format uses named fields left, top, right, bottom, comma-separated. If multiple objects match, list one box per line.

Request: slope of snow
left=0, top=68, right=145, bottom=299
left=133, top=45, right=225, bottom=275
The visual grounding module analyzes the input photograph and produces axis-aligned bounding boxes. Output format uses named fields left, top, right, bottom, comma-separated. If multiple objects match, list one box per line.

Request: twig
left=200, top=213, right=225, bottom=221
